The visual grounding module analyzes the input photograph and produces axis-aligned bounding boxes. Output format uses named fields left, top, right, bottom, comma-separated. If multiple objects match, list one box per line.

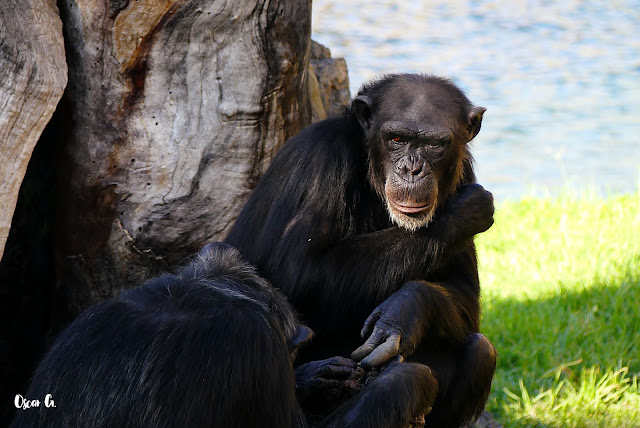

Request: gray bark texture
left=0, top=0, right=67, bottom=260
left=55, top=0, right=313, bottom=315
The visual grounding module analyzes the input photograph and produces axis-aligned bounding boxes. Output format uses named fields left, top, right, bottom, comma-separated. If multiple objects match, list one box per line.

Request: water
left=312, top=0, right=640, bottom=200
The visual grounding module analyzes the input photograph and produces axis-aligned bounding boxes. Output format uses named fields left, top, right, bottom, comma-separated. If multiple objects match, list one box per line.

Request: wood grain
left=0, top=0, right=67, bottom=260
left=54, top=0, right=312, bottom=313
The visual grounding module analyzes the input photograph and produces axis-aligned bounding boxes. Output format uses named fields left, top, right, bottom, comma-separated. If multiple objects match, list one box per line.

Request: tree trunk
left=54, top=0, right=312, bottom=317
left=0, top=0, right=67, bottom=261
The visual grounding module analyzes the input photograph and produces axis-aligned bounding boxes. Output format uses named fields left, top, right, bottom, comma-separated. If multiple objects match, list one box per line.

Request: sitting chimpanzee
left=225, top=74, right=497, bottom=427
left=11, top=243, right=435, bottom=428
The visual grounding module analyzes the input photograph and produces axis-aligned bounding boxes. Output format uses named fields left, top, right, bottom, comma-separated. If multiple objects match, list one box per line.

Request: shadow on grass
left=481, top=265, right=640, bottom=428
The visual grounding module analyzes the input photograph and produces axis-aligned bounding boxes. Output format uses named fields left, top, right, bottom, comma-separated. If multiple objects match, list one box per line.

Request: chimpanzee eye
left=426, top=137, right=450, bottom=147
left=392, top=136, right=401, bottom=142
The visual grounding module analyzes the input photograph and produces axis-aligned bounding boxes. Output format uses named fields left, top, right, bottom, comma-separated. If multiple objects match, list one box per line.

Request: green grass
left=476, top=191, right=640, bottom=427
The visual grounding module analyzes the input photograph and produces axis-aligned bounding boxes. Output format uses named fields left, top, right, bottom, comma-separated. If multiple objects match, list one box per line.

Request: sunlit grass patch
left=503, top=366, right=640, bottom=428
left=476, top=191, right=640, bottom=427
left=478, top=191, right=640, bottom=299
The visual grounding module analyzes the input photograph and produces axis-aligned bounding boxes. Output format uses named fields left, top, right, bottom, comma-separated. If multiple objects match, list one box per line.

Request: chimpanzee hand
left=444, top=183, right=494, bottom=241
left=323, top=360, right=438, bottom=428
left=296, top=356, right=362, bottom=407
left=351, top=282, right=427, bottom=368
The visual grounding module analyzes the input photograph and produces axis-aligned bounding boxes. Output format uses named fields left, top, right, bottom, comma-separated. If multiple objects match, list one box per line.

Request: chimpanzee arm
left=294, top=183, right=492, bottom=305
left=352, top=247, right=481, bottom=367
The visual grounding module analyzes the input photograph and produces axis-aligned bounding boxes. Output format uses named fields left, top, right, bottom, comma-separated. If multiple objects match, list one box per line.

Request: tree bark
left=54, top=0, right=312, bottom=316
left=0, top=0, right=67, bottom=261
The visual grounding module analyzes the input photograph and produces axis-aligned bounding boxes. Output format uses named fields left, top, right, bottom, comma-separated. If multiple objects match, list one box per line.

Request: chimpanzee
left=225, top=74, right=497, bottom=427
left=11, top=243, right=435, bottom=428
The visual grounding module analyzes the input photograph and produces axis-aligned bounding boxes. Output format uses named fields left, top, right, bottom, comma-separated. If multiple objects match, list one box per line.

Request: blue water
left=312, top=1, right=640, bottom=200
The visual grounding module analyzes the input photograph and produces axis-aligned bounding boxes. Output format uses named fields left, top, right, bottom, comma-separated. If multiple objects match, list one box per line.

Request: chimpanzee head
left=351, top=74, right=486, bottom=231
left=196, top=242, right=315, bottom=360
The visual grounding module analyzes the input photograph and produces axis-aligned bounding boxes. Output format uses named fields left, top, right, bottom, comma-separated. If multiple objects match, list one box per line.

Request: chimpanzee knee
left=467, top=333, right=497, bottom=378
left=465, top=333, right=497, bottom=409
left=424, top=333, right=496, bottom=428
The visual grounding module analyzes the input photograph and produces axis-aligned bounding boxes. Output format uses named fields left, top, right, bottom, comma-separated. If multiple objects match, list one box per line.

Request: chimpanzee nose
left=400, top=157, right=424, bottom=177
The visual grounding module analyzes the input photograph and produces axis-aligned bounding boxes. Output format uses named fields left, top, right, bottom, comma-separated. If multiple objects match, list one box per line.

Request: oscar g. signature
left=14, top=394, right=56, bottom=410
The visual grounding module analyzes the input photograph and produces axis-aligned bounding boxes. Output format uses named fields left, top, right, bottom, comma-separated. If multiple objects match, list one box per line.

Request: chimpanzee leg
left=422, top=333, right=496, bottom=428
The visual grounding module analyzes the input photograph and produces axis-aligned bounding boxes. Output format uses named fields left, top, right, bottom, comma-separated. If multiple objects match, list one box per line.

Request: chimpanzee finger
left=360, top=310, right=382, bottom=338
left=351, top=327, right=386, bottom=361
left=326, top=356, right=358, bottom=367
left=317, top=364, right=356, bottom=379
left=360, top=332, right=401, bottom=369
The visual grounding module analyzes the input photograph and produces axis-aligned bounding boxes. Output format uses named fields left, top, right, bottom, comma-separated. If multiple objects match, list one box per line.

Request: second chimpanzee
left=225, top=74, right=497, bottom=427
left=12, top=243, right=435, bottom=428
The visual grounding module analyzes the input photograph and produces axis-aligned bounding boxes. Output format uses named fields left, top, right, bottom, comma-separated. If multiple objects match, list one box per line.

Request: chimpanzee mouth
left=386, top=197, right=436, bottom=231
left=384, top=181, right=437, bottom=230
left=388, top=199, right=431, bottom=214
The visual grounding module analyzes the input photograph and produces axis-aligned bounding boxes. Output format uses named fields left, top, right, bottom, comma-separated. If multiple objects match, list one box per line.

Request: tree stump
left=54, top=0, right=313, bottom=316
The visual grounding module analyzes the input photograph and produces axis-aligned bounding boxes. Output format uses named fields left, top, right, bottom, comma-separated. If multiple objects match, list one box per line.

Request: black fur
left=225, top=74, right=497, bottom=427
left=12, top=243, right=300, bottom=428
left=12, top=243, right=434, bottom=428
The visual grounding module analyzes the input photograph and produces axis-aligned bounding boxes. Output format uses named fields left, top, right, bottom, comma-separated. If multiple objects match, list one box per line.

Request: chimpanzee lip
left=389, top=199, right=430, bottom=214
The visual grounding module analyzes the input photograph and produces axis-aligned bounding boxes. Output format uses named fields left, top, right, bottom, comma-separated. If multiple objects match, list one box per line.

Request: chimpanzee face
left=352, top=75, right=485, bottom=231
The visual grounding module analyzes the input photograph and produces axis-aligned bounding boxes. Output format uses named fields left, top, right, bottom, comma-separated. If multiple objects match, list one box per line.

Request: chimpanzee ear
left=353, top=95, right=373, bottom=131
left=465, top=106, right=486, bottom=142
left=288, top=325, right=314, bottom=353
